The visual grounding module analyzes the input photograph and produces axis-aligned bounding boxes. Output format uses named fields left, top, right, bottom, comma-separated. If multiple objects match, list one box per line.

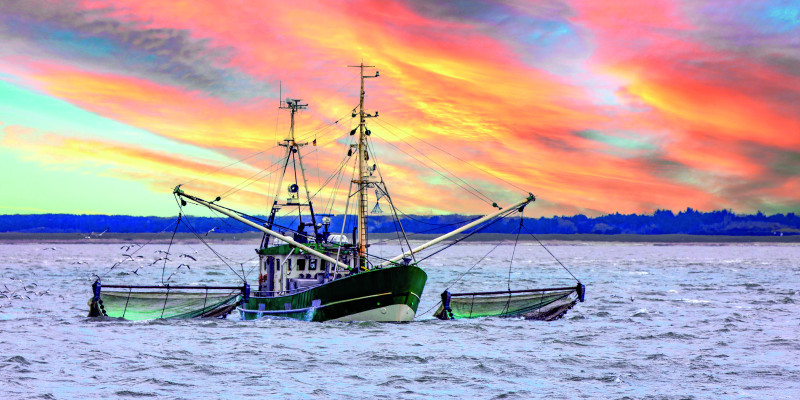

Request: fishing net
left=88, top=289, right=241, bottom=321
left=435, top=288, right=578, bottom=321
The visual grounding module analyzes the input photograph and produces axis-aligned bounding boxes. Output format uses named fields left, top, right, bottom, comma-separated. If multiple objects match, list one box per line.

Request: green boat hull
left=240, top=265, right=427, bottom=322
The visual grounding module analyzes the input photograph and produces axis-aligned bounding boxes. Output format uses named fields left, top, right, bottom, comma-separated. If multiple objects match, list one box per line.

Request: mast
left=348, top=63, right=379, bottom=270
left=266, top=96, right=318, bottom=237
left=282, top=97, right=319, bottom=239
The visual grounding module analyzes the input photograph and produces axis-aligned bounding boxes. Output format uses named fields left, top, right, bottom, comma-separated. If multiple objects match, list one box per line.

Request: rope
left=161, top=213, right=181, bottom=285
left=444, top=241, right=503, bottom=292
left=520, top=224, right=579, bottom=282
left=508, top=210, right=523, bottom=292
left=417, top=300, right=442, bottom=317
left=201, top=288, right=208, bottom=318
left=122, top=288, right=132, bottom=319
left=502, top=212, right=524, bottom=315
left=160, top=286, right=170, bottom=319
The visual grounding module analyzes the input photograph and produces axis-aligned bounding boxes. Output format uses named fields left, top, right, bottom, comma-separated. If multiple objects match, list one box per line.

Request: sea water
left=0, top=242, right=798, bottom=399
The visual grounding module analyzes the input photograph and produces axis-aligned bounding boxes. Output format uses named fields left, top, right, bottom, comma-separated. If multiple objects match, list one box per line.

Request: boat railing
left=448, top=286, right=580, bottom=297
left=251, top=285, right=324, bottom=298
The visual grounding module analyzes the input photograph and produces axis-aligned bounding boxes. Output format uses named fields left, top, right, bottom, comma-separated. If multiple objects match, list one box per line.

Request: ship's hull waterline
left=239, top=265, right=427, bottom=322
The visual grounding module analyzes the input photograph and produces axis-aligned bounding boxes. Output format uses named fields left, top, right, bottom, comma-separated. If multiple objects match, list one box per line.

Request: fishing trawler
left=88, top=64, right=584, bottom=322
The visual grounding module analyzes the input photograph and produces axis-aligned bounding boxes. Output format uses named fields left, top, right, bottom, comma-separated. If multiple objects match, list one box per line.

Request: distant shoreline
left=0, top=232, right=797, bottom=244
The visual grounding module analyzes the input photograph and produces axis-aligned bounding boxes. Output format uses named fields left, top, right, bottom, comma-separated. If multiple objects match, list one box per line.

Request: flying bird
left=179, top=254, right=197, bottom=261
left=85, top=227, right=110, bottom=239
left=166, top=264, right=191, bottom=281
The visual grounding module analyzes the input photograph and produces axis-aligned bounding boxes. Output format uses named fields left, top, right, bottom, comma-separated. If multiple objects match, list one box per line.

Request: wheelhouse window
left=297, top=258, right=306, bottom=271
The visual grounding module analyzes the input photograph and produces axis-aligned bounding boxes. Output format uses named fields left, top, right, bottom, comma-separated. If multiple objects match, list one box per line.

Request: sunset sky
left=1, top=0, right=798, bottom=217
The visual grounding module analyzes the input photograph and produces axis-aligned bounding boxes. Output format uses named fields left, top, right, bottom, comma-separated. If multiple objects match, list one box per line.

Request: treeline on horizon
left=1, top=208, right=799, bottom=236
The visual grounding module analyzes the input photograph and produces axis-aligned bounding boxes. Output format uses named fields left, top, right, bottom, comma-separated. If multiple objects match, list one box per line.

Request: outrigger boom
left=174, top=186, right=352, bottom=271
left=178, top=184, right=535, bottom=270
left=377, top=193, right=536, bottom=267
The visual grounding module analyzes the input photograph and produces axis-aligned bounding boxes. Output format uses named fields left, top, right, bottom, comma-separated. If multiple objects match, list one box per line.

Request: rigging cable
left=367, top=216, right=481, bottom=247
left=417, top=207, right=517, bottom=263
left=378, top=117, right=528, bottom=194
left=520, top=224, right=579, bottom=282
left=335, top=158, right=359, bottom=266
left=446, top=242, right=503, bottom=292
left=201, top=111, right=353, bottom=204
left=370, top=126, right=494, bottom=207
left=218, top=153, right=292, bottom=200
left=181, top=147, right=279, bottom=187
left=176, top=198, right=246, bottom=282
left=507, top=209, right=523, bottom=292
left=98, top=218, right=180, bottom=279
left=321, top=135, right=355, bottom=215
left=365, top=137, right=415, bottom=262
left=373, top=119, right=495, bottom=206
left=502, top=210, right=524, bottom=315
left=161, top=213, right=181, bottom=285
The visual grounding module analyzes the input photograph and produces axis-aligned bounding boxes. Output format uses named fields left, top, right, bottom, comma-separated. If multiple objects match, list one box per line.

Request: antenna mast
left=348, top=62, right=379, bottom=270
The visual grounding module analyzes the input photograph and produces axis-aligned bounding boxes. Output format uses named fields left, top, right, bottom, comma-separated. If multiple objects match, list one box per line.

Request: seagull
left=120, top=244, right=139, bottom=252
left=179, top=254, right=197, bottom=261
left=166, top=264, right=190, bottom=281
left=205, top=227, right=218, bottom=236
left=155, top=250, right=170, bottom=255
left=152, top=257, right=171, bottom=265
left=85, top=227, right=110, bottom=239
left=42, top=247, right=58, bottom=251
